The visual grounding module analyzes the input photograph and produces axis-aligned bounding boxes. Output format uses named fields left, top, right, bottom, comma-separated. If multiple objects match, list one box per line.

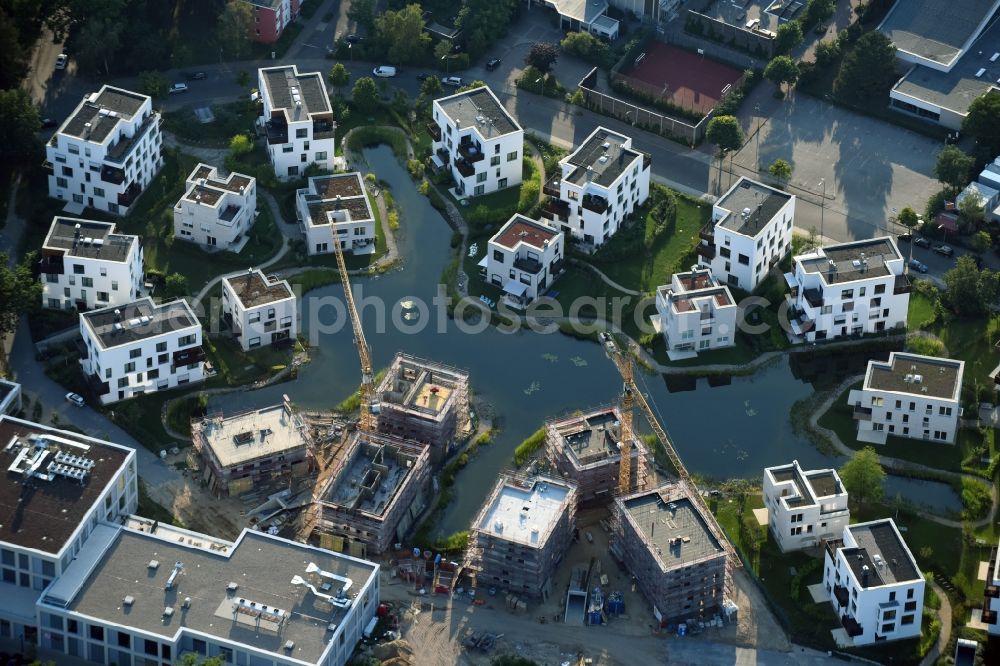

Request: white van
left=373, top=66, right=397, bottom=78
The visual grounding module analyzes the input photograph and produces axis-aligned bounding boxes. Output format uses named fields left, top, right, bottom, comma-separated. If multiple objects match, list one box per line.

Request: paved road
left=665, top=641, right=839, bottom=665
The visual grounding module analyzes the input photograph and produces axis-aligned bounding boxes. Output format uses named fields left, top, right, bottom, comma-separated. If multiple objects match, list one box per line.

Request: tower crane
left=604, top=334, right=741, bottom=570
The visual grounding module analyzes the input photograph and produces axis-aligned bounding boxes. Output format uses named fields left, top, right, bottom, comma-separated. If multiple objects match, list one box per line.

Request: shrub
left=960, top=476, right=991, bottom=520
left=513, top=428, right=546, bottom=467
left=906, top=335, right=945, bottom=357
left=561, top=31, right=615, bottom=69
left=406, top=158, right=425, bottom=180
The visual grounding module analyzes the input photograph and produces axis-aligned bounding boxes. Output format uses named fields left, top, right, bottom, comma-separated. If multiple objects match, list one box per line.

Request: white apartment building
left=655, top=268, right=737, bottom=357
left=483, top=214, right=565, bottom=308
left=762, top=460, right=850, bottom=552
left=823, top=519, right=924, bottom=646
left=296, top=173, right=376, bottom=256
left=697, top=177, right=794, bottom=292
left=785, top=237, right=910, bottom=343
left=222, top=269, right=297, bottom=350
left=46, top=85, right=163, bottom=215
left=0, top=415, right=137, bottom=646
left=79, top=298, right=205, bottom=405
left=0, top=378, right=21, bottom=416
left=848, top=352, right=964, bottom=445
left=173, top=163, right=257, bottom=251
left=541, top=126, right=650, bottom=249
left=257, top=65, right=336, bottom=180
left=983, top=538, right=1000, bottom=635
left=35, top=522, right=378, bottom=666
left=430, top=86, right=524, bottom=197
left=38, top=217, right=143, bottom=312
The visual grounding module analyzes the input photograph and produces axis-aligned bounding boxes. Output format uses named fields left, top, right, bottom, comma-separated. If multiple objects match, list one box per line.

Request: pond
left=210, top=145, right=887, bottom=537
left=884, top=474, right=963, bottom=518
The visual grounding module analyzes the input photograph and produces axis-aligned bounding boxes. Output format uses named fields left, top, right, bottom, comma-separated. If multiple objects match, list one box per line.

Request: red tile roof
left=493, top=217, right=559, bottom=250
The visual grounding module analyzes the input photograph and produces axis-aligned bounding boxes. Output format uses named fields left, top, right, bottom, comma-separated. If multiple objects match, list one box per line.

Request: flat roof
left=797, top=237, right=901, bottom=285
left=715, top=178, right=791, bottom=237
left=563, top=127, right=642, bottom=188
left=864, top=352, right=964, bottom=400
left=0, top=416, right=131, bottom=555
left=0, top=379, right=17, bottom=404
left=260, top=65, right=331, bottom=119
left=82, top=298, right=199, bottom=349
left=298, top=173, right=373, bottom=228
left=377, top=353, right=468, bottom=419
left=552, top=0, right=609, bottom=24
left=224, top=270, right=294, bottom=308
left=492, top=214, right=560, bottom=251
left=59, top=86, right=148, bottom=143
left=61, top=527, right=377, bottom=664
left=43, top=217, right=137, bottom=263
left=879, top=0, right=999, bottom=69
left=621, top=485, right=724, bottom=570
left=194, top=403, right=309, bottom=470
left=184, top=164, right=253, bottom=208
left=321, top=434, right=425, bottom=519
left=436, top=86, right=520, bottom=138
left=845, top=520, right=921, bottom=587
left=550, top=406, right=624, bottom=464
left=477, top=476, right=573, bottom=548
left=766, top=460, right=844, bottom=509
left=892, top=16, right=1000, bottom=116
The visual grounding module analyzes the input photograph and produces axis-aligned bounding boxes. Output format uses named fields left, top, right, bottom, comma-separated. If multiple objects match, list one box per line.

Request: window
left=490, top=156, right=500, bottom=166
left=904, top=600, right=916, bottom=612
left=901, top=614, right=914, bottom=625
left=939, top=406, right=952, bottom=416
left=89, top=625, right=104, bottom=641
left=157, top=353, right=168, bottom=365
left=315, top=151, right=327, bottom=161
left=178, top=334, right=197, bottom=347
left=156, top=341, right=167, bottom=353
left=720, top=247, right=731, bottom=258
left=842, top=301, right=853, bottom=312
left=248, top=336, right=261, bottom=348
left=737, top=254, right=749, bottom=265
left=97, top=291, right=109, bottom=302
left=282, top=145, right=294, bottom=153
left=476, top=172, right=487, bottom=183
left=295, top=128, right=307, bottom=139
left=840, top=289, right=854, bottom=299
left=73, top=264, right=85, bottom=275
left=117, top=632, right=130, bottom=648
left=56, top=177, right=68, bottom=188
left=507, top=151, right=518, bottom=161
left=94, top=187, right=105, bottom=198
left=248, top=312, right=261, bottom=324
left=881, top=622, right=895, bottom=633
left=118, top=378, right=128, bottom=388
left=129, top=348, right=141, bottom=359
left=874, top=284, right=886, bottom=295
left=111, top=280, right=119, bottom=291
left=124, top=361, right=135, bottom=373
left=883, top=609, right=896, bottom=620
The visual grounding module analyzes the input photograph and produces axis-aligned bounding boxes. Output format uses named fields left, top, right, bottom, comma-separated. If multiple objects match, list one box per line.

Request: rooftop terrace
left=798, top=237, right=901, bottom=285
left=844, top=520, right=921, bottom=587
left=377, top=353, right=468, bottom=419
left=563, top=127, right=642, bottom=188
left=82, top=298, right=199, bottom=349
left=476, top=476, right=574, bottom=548
left=622, top=485, right=724, bottom=570
left=43, top=217, right=137, bottom=263
left=261, top=66, right=331, bottom=119
left=60, top=86, right=149, bottom=144
left=225, top=270, right=294, bottom=309
left=436, top=87, right=520, bottom=137
left=194, top=402, right=309, bottom=470
left=865, top=352, right=964, bottom=400
left=492, top=214, right=560, bottom=251
left=0, top=416, right=131, bottom=554
left=767, top=460, right=844, bottom=509
left=299, top=173, right=373, bottom=228
left=715, top=178, right=791, bottom=237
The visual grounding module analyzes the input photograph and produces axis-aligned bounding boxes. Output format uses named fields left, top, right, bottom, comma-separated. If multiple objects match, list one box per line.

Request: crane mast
left=332, top=234, right=376, bottom=433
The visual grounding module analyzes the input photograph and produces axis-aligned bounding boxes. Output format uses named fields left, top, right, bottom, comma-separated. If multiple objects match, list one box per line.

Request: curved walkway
left=921, top=581, right=952, bottom=666
left=569, top=258, right=642, bottom=296
left=809, top=374, right=999, bottom=530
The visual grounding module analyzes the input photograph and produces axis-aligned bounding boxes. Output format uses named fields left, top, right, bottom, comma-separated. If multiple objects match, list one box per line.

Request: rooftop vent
left=284, top=640, right=295, bottom=651
left=182, top=597, right=192, bottom=609
left=977, top=68, right=987, bottom=78
left=123, top=595, right=135, bottom=607
left=601, top=142, right=611, bottom=150
left=227, top=582, right=239, bottom=593
left=162, top=606, right=174, bottom=618
left=148, top=560, right=160, bottom=570
left=990, top=52, right=999, bottom=62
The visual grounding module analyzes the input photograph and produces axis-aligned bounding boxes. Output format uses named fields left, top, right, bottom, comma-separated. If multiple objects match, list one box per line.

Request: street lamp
left=441, top=54, right=449, bottom=74
left=754, top=103, right=761, bottom=172
left=348, top=43, right=353, bottom=62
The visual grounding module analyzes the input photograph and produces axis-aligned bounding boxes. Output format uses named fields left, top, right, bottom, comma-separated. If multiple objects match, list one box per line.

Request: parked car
left=897, top=232, right=912, bottom=243
left=373, top=66, right=397, bottom=78
left=933, top=244, right=954, bottom=257
left=40, top=118, right=58, bottom=129
left=913, top=236, right=931, bottom=248
left=486, top=57, right=501, bottom=71
left=416, top=73, right=430, bottom=81
left=908, top=258, right=928, bottom=273
left=442, top=76, right=463, bottom=87
left=54, top=53, right=68, bottom=70
left=65, top=392, right=85, bottom=407
left=345, top=33, right=363, bottom=44
left=168, top=83, right=189, bottom=94
left=184, top=71, right=206, bottom=81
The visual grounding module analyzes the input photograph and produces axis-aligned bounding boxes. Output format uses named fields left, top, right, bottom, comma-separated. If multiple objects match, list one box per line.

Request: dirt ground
left=375, top=508, right=790, bottom=666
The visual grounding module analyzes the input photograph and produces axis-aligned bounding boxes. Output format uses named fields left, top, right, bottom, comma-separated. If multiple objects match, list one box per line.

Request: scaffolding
left=375, top=352, right=471, bottom=464
left=465, top=473, right=577, bottom=600
left=543, top=405, right=651, bottom=503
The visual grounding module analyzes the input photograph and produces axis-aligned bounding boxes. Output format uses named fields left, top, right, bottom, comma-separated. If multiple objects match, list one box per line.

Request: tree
left=229, top=134, right=253, bottom=156
left=897, top=206, right=919, bottom=229
left=839, top=447, right=885, bottom=510
left=805, top=0, right=836, bottom=26
left=0, top=7, right=27, bottom=89
left=75, top=16, right=123, bottom=75
left=218, top=0, right=253, bottom=60
left=163, top=273, right=189, bottom=299
left=347, top=0, right=376, bottom=32
left=0, top=252, right=41, bottom=337
left=420, top=75, right=443, bottom=97
left=774, top=21, right=804, bottom=55
left=934, top=145, right=974, bottom=191
left=943, top=255, right=999, bottom=317
left=973, top=230, right=993, bottom=253
left=176, top=655, right=225, bottom=666
left=814, top=41, right=841, bottom=67
left=457, top=79, right=487, bottom=94
left=0, top=88, right=41, bottom=167
left=832, top=31, right=897, bottom=104
left=561, top=31, right=613, bottom=68
left=705, top=115, right=744, bottom=192
left=768, top=158, right=793, bottom=185
left=525, top=42, right=559, bottom=74
left=963, top=90, right=1000, bottom=157
left=764, top=55, right=799, bottom=92
left=138, top=70, right=168, bottom=99
left=959, top=191, right=985, bottom=227
left=352, top=76, right=381, bottom=114
left=390, top=89, right=410, bottom=118
left=329, top=63, right=350, bottom=95
left=456, top=0, right=519, bottom=59
left=374, top=4, right=430, bottom=65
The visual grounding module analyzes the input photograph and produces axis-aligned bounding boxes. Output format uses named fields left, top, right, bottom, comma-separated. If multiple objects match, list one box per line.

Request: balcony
left=313, top=118, right=336, bottom=141
left=435, top=147, right=450, bottom=165
left=264, top=121, right=289, bottom=145
left=514, top=256, right=544, bottom=275
left=117, top=182, right=141, bottom=208
left=101, top=165, right=126, bottom=186
left=643, top=153, right=652, bottom=171
left=38, top=252, right=65, bottom=276
left=105, top=113, right=160, bottom=163
left=894, top=273, right=912, bottom=295
left=803, top=288, right=824, bottom=308
left=832, top=584, right=850, bottom=608
left=85, top=373, right=110, bottom=397
left=852, top=405, right=873, bottom=421
left=172, top=346, right=205, bottom=367
left=982, top=603, right=998, bottom=625
left=841, top=614, right=863, bottom=638
left=696, top=241, right=716, bottom=260
left=457, top=140, right=484, bottom=164
left=426, top=122, right=442, bottom=142
left=42, top=160, right=53, bottom=175
left=543, top=174, right=562, bottom=197
left=454, top=158, right=475, bottom=178
left=542, top=198, right=570, bottom=223
left=699, top=223, right=716, bottom=243
left=582, top=194, right=608, bottom=215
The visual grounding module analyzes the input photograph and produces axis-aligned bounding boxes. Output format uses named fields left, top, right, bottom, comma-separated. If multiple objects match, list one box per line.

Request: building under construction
left=612, top=483, right=730, bottom=623
left=375, top=353, right=470, bottom=464
left=544, top=405, right=650, bottom=503
left=192, top=395, right=314, bottom=496
left=316, top=432, right=431, bottom=557
left=466, top=474, right=577, bottom=600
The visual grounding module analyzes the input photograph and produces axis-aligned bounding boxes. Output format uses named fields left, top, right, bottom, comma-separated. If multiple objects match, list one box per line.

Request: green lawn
left=162, top=100, right=258, bottom=148
left=107, top=388, right=191, bottom=451
left=121, top=149, right=284, bottom=292
left=335, top=106, right=396, bottom=156
left=907, top=290, right=937, bottom=329
left=204, top=336, right=292, bottom=387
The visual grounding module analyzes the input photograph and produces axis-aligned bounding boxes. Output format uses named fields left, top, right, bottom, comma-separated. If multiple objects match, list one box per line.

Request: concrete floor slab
left=978, top=560, right=991, bottom=581
left=752, top=507, right=769, bottom=527
left=967, top=609, right=989, bottom=631
left=806, top=582, right=830, bottom=604
left=830, top=627, right=852, bottom=648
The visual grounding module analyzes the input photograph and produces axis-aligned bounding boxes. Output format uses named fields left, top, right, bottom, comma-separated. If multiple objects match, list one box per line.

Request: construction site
left=543, top=405, right=650, bottom=504
left=315, top=431, right=432, bottom=557
left=375, top=352, right=471, bottom=464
